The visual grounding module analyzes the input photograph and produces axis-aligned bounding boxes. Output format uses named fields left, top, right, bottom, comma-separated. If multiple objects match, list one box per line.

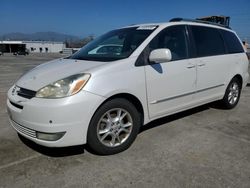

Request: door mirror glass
left=149, top=48, right=172, bottom=63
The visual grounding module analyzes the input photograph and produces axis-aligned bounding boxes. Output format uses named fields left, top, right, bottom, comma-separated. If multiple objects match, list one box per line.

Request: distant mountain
left=0, top=32, right=80, bottom=42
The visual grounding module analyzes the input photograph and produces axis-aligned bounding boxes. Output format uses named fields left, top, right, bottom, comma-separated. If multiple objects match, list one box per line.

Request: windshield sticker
left=136, top=25, right=157, bottom=30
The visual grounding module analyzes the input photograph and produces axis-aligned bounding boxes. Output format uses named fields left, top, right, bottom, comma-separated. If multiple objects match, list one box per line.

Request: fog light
left=36, top=131, right=65, bottom=141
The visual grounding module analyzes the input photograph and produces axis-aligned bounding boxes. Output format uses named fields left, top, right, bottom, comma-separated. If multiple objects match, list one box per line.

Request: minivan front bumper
left=7, top=85, right=105, bottom=147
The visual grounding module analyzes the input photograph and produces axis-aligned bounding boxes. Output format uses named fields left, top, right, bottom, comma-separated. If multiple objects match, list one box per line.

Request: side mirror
left=149, top=48, right=172, bottom=63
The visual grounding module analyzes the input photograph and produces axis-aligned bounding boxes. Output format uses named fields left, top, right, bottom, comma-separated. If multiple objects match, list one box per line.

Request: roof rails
left=169, top=17, right=231, bottom=29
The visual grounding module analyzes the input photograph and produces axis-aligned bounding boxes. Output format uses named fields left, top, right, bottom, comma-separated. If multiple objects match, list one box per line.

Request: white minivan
left=7, top=19, right=249, bottom=155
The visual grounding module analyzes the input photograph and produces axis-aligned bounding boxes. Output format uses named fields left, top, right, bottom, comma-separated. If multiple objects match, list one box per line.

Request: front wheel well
left=103, top=93, right=144, bottom=125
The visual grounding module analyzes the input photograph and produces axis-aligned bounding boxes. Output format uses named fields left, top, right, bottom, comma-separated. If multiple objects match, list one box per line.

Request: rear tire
left=220, top=78, right=241, bottom=109
left=87, top=98, right=141, bottom=155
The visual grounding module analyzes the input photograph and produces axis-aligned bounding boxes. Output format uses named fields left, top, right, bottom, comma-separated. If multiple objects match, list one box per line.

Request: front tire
left=87, top=98, right=141, bottom=155
left=220, top=78, right=242, bottom=109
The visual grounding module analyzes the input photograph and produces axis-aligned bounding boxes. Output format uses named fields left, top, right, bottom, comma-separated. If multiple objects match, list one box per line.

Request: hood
left=16, top=58, right=107, bottom=91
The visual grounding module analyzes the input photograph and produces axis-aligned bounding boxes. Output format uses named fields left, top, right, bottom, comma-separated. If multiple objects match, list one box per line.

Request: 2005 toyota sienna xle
left=7, top=18, right=249, bottom=155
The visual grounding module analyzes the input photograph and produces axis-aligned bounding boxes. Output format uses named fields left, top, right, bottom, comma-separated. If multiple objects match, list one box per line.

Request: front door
left=145, top=25, right=197, bottom=119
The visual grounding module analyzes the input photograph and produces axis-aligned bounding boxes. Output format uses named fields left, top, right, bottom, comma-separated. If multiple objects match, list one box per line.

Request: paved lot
left=0, top=54, right=250, bottom=188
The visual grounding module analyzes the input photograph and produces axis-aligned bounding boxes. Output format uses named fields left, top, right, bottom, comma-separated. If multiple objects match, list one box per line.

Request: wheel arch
left=232, top=74, right=243, bottom=88
left=93, top=93, right=145, bottom=126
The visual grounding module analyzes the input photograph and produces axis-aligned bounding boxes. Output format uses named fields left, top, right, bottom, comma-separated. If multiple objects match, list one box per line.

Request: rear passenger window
left=221, top=30, right=244, bottom=54
left=191, top=26, right=225, bottom=57
left=149, top=25, right=188, bottom=61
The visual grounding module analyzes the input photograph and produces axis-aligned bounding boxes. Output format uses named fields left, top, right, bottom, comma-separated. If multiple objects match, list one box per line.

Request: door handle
left=198, top=63, right=206, bottom=67
left=186, top=64, right=196, bottom=69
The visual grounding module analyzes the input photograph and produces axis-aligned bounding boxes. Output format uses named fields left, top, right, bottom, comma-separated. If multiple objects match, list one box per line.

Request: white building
left=0, top=41, right=65, bottom=53
left=25, top=41, right=65, bottom=53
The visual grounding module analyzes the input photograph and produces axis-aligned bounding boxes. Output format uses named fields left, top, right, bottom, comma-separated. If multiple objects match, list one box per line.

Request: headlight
left=36, top=73, right=90, bottom=98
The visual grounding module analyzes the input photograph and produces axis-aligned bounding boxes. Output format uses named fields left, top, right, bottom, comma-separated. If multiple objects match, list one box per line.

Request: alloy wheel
left=97, top=108, right=133, bottom=147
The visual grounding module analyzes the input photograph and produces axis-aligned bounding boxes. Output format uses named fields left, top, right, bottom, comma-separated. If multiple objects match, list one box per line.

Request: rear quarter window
left=220, top=30, right=244, bottom=54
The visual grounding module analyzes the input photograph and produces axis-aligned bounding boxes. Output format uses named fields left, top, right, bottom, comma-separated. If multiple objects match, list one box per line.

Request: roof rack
left=197, top=16, right=230, bottom=27
left=169, top=17, right=231, bottom=29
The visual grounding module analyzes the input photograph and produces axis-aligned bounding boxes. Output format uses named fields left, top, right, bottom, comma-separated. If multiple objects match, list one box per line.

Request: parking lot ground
left=0, top=54, right=250, bottom=188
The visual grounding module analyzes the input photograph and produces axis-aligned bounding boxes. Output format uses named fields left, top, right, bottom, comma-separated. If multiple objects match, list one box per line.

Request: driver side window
left=149, top=25, right=189, bottom=61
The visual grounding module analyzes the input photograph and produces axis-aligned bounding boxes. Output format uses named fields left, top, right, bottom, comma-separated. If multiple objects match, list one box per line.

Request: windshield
left=70, top=26, right=157, bottom=62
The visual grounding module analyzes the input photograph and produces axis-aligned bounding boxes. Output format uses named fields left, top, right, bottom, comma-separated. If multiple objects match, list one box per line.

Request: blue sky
left=1, top=0, right=250, bottom=40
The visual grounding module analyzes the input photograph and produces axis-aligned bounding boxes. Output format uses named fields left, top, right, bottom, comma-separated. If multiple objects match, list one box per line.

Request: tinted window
left=191, top=26, right=225, bottom=57
left=221, top=30, right=244, bottom=54
left=149, top=25, right=188, bottom=61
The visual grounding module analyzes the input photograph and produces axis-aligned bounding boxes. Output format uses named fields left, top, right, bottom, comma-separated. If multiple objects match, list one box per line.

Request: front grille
left=17, top=88, right=36, bottom=99
left=11, top=120, right=36, bottom=138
